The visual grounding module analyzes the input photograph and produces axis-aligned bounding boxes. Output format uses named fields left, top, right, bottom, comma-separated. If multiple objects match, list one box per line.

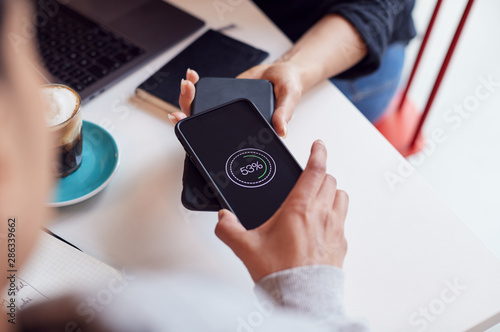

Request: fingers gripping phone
left=175, top=99, right=302, bottom=230
left=181, top=77, right=275, bottom=211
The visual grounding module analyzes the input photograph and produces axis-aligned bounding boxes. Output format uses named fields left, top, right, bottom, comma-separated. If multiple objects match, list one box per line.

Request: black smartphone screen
left=181, top=78, right=275, bottom=212
left=176, top=99, right=302, bottom=229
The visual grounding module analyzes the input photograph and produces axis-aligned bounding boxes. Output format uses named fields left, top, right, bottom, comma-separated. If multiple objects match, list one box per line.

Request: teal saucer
left=49, top=121, right=120, bottom=207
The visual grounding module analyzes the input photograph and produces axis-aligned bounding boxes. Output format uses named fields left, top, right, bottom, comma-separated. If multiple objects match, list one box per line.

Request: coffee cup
left=42, top=84, right=83, bottom=178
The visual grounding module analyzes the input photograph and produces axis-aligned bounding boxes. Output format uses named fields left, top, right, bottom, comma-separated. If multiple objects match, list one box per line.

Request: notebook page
left=2, top=231, right=121, bottom=311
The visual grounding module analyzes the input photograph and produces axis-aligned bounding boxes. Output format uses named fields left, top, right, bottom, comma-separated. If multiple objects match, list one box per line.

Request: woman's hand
left=171, top=64, right=303, bottom=139
left=172, top=14, right=366, bottom=137
left=168, top=69, right=199, bottom=124
left=215, top=140, right=349, bottom=282
left=237, top=62, right=303, bottom=138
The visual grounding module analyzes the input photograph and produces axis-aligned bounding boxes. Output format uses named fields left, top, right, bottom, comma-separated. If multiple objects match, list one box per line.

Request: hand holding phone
left=215, top=141, right=349, bottom=282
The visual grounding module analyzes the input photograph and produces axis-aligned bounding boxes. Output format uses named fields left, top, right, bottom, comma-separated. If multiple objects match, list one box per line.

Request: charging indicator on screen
left=225, top=149, right=276, bottom=188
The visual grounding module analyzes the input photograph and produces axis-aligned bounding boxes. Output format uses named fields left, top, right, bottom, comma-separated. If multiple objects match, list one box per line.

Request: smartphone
left=181, top=78, right=275, bottom=211
left=175, top=99, right=302, bottom=230
left=191, top=77, right=275, bottom=119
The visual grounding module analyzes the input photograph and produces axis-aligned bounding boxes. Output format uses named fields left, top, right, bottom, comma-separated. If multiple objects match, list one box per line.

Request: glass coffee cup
left=42, top=84, right=83, bottom=178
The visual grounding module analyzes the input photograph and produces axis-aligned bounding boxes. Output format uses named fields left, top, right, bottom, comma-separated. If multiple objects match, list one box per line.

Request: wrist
left=276, top=53, right=322, bottom=94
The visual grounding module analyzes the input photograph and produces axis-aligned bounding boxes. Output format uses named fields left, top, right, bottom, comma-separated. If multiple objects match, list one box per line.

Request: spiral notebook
left=1, top=232, right=121, bottom=312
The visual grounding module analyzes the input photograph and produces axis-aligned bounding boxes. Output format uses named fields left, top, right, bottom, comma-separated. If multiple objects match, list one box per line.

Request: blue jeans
left=330, top=42, right=406, bottom=123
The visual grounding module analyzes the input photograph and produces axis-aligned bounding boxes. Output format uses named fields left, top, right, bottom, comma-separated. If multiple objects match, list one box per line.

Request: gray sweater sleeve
left=255, top=265, right=369, bottom=330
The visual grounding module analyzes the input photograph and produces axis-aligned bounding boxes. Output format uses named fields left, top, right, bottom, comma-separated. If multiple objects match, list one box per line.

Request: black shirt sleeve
left=323, top=0, right=414, bottom=79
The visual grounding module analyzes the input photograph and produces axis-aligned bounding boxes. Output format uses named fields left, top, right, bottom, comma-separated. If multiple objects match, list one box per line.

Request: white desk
left=47, top=1, right=500, bottom=331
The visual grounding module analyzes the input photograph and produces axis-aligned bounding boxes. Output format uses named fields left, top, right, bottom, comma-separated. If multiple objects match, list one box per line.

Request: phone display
left=176, top=99, right=301, bottom=229
left=182, top=78, right=275, bottom=211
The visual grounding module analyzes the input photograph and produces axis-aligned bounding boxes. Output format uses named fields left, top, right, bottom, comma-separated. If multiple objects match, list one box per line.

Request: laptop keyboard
left=35, top=1, right=145, bottom=93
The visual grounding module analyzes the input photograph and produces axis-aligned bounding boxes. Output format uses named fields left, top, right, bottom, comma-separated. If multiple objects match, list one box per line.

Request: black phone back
left=181, top=78, right=274, bottom=211
left=176, top=99, right=302, bottom=229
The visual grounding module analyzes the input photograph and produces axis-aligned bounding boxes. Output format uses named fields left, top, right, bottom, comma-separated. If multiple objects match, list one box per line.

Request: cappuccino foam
left=43, top=86, right=79, bottom=127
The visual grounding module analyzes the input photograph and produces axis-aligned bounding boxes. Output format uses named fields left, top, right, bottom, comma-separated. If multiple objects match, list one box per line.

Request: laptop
left=35, top=0, right=204, bottom=102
